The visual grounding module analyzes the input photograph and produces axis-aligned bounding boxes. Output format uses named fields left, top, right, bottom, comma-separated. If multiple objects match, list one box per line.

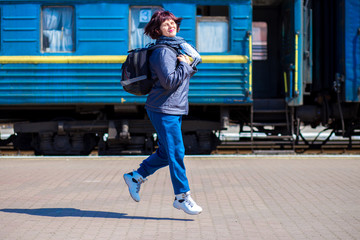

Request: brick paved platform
left=0, top=155, right=359, bottom=240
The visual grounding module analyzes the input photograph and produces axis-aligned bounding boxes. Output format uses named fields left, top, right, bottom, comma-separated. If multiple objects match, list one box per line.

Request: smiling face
left=159, top=19, right=177, bottom=37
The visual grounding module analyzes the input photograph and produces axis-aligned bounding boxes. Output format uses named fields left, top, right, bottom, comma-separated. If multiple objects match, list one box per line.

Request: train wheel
left=13, top=133, right=33, bottom=151
left=183, top=131, right=219, bottom=154
left=98, top=134, right=154, bottom=155
left=183, top=133, right=199, bottom=154
left=32, top=132, right=97, bottom=155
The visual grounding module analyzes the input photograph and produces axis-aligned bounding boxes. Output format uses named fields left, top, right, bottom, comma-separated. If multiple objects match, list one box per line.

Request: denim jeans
left=137, top=110, right=190, bottom=195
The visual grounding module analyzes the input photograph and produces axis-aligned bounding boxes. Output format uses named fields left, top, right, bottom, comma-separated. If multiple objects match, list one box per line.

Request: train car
left=298, top=0, right=360, bottom=138
left=0, top=0, right=358, bottom=155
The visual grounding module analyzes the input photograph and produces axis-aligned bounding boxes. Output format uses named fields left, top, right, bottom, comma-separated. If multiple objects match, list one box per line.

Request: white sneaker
left=173, top=191, right=202, bottom=215
left=123, top=171, right=147, bottom=202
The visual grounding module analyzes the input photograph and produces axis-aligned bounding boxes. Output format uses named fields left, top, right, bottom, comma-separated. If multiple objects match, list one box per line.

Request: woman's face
left=159, top=19, right=177, bottom=37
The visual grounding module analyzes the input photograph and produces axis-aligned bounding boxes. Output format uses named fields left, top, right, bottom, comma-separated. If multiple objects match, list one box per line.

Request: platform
left=0, top=155, right=359, bottom=239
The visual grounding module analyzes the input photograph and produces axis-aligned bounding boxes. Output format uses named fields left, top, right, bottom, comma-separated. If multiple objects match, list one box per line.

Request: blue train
left=0, top=0, right=359, bottom=155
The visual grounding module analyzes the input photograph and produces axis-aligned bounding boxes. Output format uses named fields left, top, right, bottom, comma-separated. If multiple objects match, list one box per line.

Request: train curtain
left=130, top=7, right=157, bottom=49
left=42, top=7, right=74, bottom=52
left=197, top=20, right=228, bottom=53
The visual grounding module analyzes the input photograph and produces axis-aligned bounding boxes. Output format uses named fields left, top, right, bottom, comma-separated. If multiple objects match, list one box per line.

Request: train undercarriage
left=1, top=100, right=359, bottom=156
left=0, top=105, right=223, bottom=155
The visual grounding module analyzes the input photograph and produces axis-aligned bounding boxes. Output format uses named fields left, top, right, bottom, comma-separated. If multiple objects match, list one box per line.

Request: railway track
left=213, top=141, right=360, bottom=154
left=213, top=129, right=360, bottom=154
left=2, top=139, right=360, bottom=156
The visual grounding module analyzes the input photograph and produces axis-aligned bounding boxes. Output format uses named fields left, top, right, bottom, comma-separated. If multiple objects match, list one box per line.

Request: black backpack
left=121, top=44, right=177, bottom=96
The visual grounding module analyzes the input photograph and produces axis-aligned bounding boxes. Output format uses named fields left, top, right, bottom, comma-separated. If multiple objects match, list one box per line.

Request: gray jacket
left=145, top=47, right=197, bottom=115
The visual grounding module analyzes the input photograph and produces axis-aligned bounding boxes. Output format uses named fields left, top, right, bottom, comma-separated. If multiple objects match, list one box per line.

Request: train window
left=252, top=22, right=268, bottom=60
left=130, top=6, right=159, bottom=50
left=196, top=6, right=229, bottom=53
left=41, top=6, right=75, bottom=52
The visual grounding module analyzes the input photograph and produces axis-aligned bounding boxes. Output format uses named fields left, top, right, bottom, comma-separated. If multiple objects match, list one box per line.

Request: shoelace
left=184, top=196, right=194, bottom=208
left=135, top=177, right=146, bottom=193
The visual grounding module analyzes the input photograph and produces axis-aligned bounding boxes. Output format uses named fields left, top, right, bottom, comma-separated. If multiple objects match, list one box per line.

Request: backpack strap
left=121, top=75, right=147, bottom=87
left=149, top=44, right=178, bottom=55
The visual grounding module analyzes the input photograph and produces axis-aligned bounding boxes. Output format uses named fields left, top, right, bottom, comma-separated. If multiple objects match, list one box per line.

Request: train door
left=252, top=0, right=311, bottom=106
left=252, top=5, right=282, bottom=99
left=251, top=2, right=290, bottom=137
left=250, top=0, right=312, bottom=141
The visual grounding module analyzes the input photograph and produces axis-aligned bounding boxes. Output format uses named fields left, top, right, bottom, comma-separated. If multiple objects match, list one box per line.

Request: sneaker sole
left=123, top=174, right=140, bottom=202
left=173, top=203, right=202, bottom=215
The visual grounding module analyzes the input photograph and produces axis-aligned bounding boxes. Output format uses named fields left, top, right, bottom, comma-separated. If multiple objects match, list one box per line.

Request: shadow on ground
left=0, top=208, right=193, bottom=221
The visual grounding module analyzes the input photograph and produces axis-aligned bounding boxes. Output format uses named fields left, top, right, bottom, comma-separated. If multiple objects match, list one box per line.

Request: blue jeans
left=137, top=110, right=190, bottom=195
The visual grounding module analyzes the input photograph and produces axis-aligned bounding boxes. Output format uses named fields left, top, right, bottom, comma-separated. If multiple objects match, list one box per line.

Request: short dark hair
left=144, top=10, right=183, bottom=39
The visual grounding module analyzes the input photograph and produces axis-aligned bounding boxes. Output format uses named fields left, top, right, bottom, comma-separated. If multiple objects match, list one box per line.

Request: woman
left=123, top=10, right=202, bottom=215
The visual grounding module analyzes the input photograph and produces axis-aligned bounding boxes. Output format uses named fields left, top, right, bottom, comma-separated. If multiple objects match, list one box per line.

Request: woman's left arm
left=150, top=48, right=196, bottom=90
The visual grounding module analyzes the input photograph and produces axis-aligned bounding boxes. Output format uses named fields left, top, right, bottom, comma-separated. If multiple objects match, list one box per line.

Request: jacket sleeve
left=150, top=48, right=196, bottom=90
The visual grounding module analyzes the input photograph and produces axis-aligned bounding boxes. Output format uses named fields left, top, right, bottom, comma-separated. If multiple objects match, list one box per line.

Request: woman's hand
left=177, top=54, right=191, bottom=65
